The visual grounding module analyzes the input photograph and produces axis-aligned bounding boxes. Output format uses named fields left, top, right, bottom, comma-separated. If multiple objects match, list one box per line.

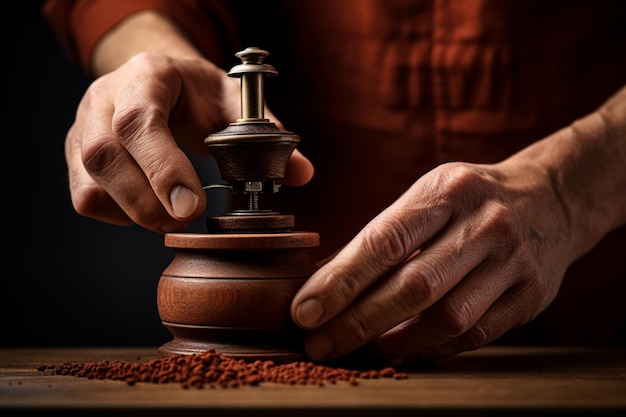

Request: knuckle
left=143, top=153, right=180, bottom=191
left=434, top=299, right=476, bottom=339
left=480, top=202, right=517, bottom=236
left=110, top=59, right=178, bottom=147
left=329, top=265, right=364, bottom=306
left=360, top=217, right=415, bottom=269
left=71, top=184, right=104, bottom=217
left=434, top=163, right=504, bottom=218
left=438, top=162, right=489, bottom=199
left=81, top=134, right=125, bottom=177
left=471, top=202, right=523, bottom=254
left=111, top=105, right=163, bottom=147
left=397, top=260, right=446, bottom=307
left=523, top=270, right=549, bottom=302
left=453, top=324, right=490, bottom=351
left=343, top=309, right=375, bottom=347
left=504, top=245, right=556, bottom=318
left=507, top=276, right=551, bottom=326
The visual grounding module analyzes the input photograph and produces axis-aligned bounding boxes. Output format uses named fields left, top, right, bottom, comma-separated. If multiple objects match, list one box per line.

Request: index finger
left=110, top=67, right=207, bottom=222
left=291, top=186, right=451, bottom=329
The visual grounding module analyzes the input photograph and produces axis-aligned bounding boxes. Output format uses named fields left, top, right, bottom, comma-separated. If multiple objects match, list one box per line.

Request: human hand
left=65, top=52, right=313, bottom=233
left=291, top=158, right=576, bottom=364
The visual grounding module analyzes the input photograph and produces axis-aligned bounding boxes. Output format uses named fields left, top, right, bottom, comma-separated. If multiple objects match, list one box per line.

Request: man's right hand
left=65, top=52, right=313, bottom=233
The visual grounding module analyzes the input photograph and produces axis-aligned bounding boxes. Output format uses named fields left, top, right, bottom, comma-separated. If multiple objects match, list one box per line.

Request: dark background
left=1, top=1, right=224, bottom=347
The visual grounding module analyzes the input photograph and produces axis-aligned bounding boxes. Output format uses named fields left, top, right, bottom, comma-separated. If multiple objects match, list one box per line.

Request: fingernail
left=295, top=298, right=324, bottom=328
left=305, top=334, right=333, bottom=361
left=170, top=185, right=199, bottom=218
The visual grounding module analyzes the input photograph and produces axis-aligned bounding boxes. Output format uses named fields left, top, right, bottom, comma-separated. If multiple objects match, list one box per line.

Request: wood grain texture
left=157, top=232, right=319, bottom=359
left=164, top=232, right=319, bottom=250
left=1, top=346, right=625, bottom=416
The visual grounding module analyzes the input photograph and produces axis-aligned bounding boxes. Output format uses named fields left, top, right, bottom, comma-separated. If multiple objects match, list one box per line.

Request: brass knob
left=228, top=47, right=277, bottom=121
left=203, top=47, right=301, bottom=231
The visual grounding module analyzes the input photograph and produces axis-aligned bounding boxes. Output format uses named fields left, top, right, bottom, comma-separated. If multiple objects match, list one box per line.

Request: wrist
left=507, top=87, right=626, bottom=260
left=563, top=106, right=626, bottom=240
left=92, top=10, right=204, bottom=76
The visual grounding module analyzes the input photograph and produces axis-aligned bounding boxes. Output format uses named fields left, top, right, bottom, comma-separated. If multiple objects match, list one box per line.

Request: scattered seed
left=40, top=349, right=408, bottom=388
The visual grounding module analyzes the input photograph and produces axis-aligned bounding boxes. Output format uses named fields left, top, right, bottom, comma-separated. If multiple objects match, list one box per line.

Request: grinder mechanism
left=204, top=46, right=299, bottom=232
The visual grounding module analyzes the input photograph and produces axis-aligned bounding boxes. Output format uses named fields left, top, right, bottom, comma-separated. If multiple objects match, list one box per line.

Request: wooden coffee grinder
left=156, top=47, right=319, bottom=362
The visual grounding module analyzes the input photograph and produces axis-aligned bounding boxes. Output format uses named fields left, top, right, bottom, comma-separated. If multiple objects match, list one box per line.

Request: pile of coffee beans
left=39, top=349, right=408, bottom=388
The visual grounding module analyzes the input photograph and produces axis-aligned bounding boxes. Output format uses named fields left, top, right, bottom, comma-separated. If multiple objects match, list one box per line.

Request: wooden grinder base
left=157, top=231, right=319, bottom=362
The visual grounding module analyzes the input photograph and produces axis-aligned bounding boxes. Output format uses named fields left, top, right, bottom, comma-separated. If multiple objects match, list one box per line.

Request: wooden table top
left=1, top=346, right=625, bottom=416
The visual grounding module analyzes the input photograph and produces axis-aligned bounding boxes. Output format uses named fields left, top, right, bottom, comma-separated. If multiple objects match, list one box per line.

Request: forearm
left=505, top=85, right=626, bottom=260
left=92, top=10, right=204, bottom=76
left=43, top=0, right=238, bottom=77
